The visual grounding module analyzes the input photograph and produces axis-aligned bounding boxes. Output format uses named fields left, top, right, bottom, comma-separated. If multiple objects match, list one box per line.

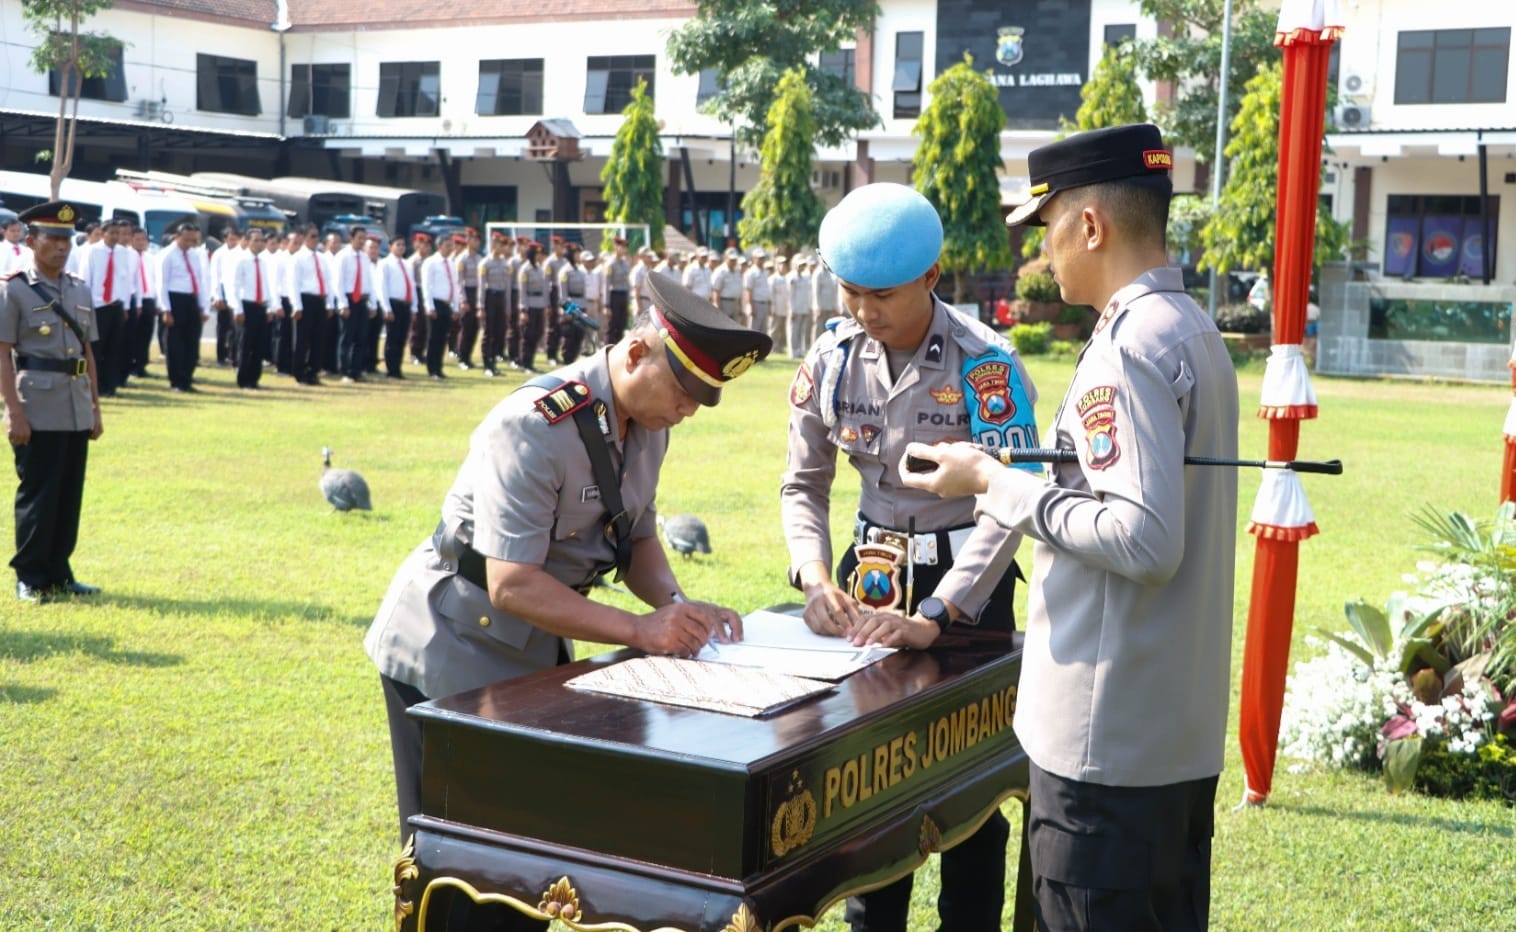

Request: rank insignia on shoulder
left=924, top=333, right=945, bottom=365
left=535, top=380, right=591, bottom=423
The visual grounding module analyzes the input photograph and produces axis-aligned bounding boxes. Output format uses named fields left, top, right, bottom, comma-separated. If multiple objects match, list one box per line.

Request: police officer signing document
left=1, top=202, right=103, bottom=604
left=903, top=125, right=1239, bottom=932
left=365, top=276, right=772, bottom=883
left=781, top=183, right=1038, bottom=932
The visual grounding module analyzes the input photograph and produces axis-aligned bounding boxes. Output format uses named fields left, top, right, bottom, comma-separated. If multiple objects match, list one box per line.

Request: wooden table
left=391, top=628, right=1032, bottom=931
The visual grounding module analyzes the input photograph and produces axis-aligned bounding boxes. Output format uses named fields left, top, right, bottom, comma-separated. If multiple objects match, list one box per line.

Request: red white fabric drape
left=1237, top=0, right=1343, bottom=806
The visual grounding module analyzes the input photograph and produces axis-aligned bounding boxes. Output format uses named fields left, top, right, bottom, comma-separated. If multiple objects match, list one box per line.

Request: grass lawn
left=2, top=349, right=1513, bottom=930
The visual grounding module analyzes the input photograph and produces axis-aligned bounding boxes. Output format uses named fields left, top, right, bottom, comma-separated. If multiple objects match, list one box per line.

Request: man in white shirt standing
left=208, top=227, right=242, bottom=369
left=810, top=257, right=840, bottom=347
left=681, top=245, right=712, bottom=309
left=129, top=226, right=158, bottom=380
left=84, top=218, right=136, bottom=397
left=230, top=228, right=274, bottom=391
left=334, top=225, right=372, bottom=383
left=420, top=233, right=457, bottom=380
left=364, top=236, right=389, bottom=377
left=287, top=225, right=332, bottom=387
left=156, top=221, right=210, bottom=393
left=378, top=234, right=415, bottom=380
left=0, top=218, right=33, bottom=276
left=768, top=255, right=790, bottom=356
left=787, top=255, right=814, bottom=359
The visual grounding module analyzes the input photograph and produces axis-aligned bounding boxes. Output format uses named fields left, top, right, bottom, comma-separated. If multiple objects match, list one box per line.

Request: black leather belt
left=436, top=520, right=594, bottom=596
left=14, top=355, right=87, bottom=376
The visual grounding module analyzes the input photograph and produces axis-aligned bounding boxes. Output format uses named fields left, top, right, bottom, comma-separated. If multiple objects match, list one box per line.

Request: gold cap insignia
left=58, top=205, right=75, bottom=222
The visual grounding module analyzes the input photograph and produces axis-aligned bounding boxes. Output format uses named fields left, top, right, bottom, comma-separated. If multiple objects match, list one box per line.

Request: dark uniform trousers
left=293, top=293, right=327, bottom=385
left=543, top=281, right=562, bottom=361
left=366, top=305, right=384, bottom=375
left=321, top=304, right=341, bottom=375
left=481, top=289, right=508, bottom=370
left=10, top=429, right=90, bottom=591
left=275, top=298, right=295, bottom=374
left=384, top=299, right=412, bottom=377
left=517, top=306, right=545, bottom=372
left=92, top=300, right=125, bottom=394
left=409, top=299, right=429, bottom=363
left=215, top=303, right=234, bottom=365
left=1028, top=765, right=1217, bottom=932
left=455, top=286, right=480, bottom=366
left=131, top=297, right=156, bottom=376
left=235, top=300, right=267, bottom=388
left=836, top=524, right=1019, bottom=932
left=606, top=289, right=630, bottom=344
left=426, top=300, right=454, bottom=376
left=339, top=298, right=369, bottom=378
left=506, top=289, right=523, bottom=366
left=164, top=292, right=201, bottom=390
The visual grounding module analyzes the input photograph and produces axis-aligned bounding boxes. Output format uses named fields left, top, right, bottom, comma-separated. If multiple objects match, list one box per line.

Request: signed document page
left=694, top=609, right=896, bottom=681
left=565, top=656, right=833, bottom=717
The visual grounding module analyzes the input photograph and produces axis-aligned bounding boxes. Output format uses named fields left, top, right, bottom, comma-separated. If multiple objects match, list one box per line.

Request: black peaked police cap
left=646, top=272, right=772, bottom=407
left=1007, top=123, right=1174, bottom=228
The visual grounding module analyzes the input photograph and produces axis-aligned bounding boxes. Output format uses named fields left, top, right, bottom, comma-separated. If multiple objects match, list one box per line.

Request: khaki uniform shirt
left=480, top=255, right=512, bottom=292
left=365, top=350, right=667, bottom=699
left=456, top=250, right=482, bottom=299
left=558, top=263, right=588, bottom=300
left=711, top=265, right=743, bottom=300
left=976, top=267, right=1239, bottom=786
left=743, top=266, right=771, bottom=303
left=605, top=256, right=631, bottom=292
left=518, top=263, right=548, bottom=309
left=1, top=269, right=97, bottom=432
left=781, top=299, right=1036, bottom=620
left=682, top=263, right=712, bottom=299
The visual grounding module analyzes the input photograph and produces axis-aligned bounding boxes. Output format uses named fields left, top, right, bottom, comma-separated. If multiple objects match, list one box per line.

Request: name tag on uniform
left=581, top=485, right=601, bottom=503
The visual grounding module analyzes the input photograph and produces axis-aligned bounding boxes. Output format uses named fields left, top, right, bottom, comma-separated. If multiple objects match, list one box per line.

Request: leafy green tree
left=1132, top=0, right=1279, bottom=161
left=599, top=80, right=665, bottom=251
left=738, top=68, right=824, bottom=253
left=667, top=0, right=879, bottom=150
left=23, top=0, right=117, bottom=198
left=912, top=56, right=1011, bottom=304
left=1199, top=61, right=1349, bottom=275
left=1066, top=40, right=1148, bottom=132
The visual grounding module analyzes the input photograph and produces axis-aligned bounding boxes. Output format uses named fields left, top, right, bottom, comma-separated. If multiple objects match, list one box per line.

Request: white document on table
left=695, top=609, right=896, bottom=681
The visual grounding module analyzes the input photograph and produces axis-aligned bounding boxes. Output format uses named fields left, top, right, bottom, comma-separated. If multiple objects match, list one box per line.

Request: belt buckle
left=868, top=527, right=909, bottom=554
left=73, top=358, right=87, bottom=377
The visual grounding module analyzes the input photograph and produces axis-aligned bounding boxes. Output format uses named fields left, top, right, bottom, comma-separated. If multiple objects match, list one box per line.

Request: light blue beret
left=817, top=183, right=943, bottom=289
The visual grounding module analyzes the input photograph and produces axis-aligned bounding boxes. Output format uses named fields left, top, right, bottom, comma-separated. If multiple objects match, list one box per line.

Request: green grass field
left=3, top=351, right=1513, bottom=930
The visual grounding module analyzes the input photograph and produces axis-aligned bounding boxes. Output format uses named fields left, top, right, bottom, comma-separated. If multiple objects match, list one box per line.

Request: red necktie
left=351, top=254, right=363, bottom=303
left=184, top=249, right=198, bottom=295
left=11, top=245, right=18, bottom=256
left=402, top=262, right=412, bottom=304
left=139, top=253, right=147, bottom=291
left=104, top=247, right=115, bottom=303
left=255, top=256, right=264, bottom=304
left=314, top=253, right=326, bottom=297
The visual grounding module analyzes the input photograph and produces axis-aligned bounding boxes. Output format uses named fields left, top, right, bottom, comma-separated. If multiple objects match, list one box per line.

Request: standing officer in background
left=767, top=254, right=790, bottom=354
left=603, top=236, right=632, bottom=343
left=83, top=217, right=133, bottom=397
left=366, top=275, right=770, bottom=927
left=811, top=255, right=840, bottom=342
left=454, top=227, right=483, bottom=371
left=363, top=236, right=389, bottom=377
left=681, top=245, right=711, bottom=307
left=555, top=242, right=590, bottom=365
left=543, top=235, right=569, bottom=365
left=743, top=247, right=771, bottom=334
left=477, top=231, right=512, bottom=377
left=903, top=124, right=1238, bottom=932
left=229, top=227, right=273, bottom=391
left=781, top=183, right=1039, bottom=932
left=1, top=202, right=103, bottom=603
left=208, top=226, right=241, bottom=369
left=334, top=226, right=372, bottom=383
left=129, top=225, right=158, bottom=380
left=515, top=242, right=549, bottom=373
left=420, top=232, right=457, bottom=380
left=711, top=248, right=744, bottom=320
left=288, top=225, right=330, bottom=387
left=156, top=221, right=210, bottom=393
left=378, top=235, right=414, bottom=380
left=1, top=218, right=33, bottom=276
left=786, top=256, right=814, bottom=359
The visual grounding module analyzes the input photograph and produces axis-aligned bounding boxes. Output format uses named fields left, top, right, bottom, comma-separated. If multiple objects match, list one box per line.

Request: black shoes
left=61, top=580, right=100, bottom=596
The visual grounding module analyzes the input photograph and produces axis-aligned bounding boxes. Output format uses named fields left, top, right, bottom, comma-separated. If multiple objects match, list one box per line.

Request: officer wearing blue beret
left=1, top=201, right=102, bottom=603
left=779, top=182, right=1040, bottom=931
left=904, top=123, right=1239, bottom=932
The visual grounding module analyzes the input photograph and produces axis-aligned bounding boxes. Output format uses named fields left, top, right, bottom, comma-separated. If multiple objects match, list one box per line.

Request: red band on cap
left=651, top=305, right=722, bottom=384
left=1143, top=149, right=1173, bottom=170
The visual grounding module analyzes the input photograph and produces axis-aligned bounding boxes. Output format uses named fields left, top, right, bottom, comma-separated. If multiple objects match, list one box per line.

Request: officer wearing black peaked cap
left=364, top=277, right=771, bottom=926
left=1, top=202, right=103, bottom=603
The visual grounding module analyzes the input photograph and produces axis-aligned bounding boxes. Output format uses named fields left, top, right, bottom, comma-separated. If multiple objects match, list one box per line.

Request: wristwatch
left=918, top=596, right=953, bottom=633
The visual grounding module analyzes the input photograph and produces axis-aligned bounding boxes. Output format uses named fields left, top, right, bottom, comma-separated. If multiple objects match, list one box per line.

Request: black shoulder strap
left=16, top=277, right=87, bottom=345
left=524, top=375, right=634, bottom=581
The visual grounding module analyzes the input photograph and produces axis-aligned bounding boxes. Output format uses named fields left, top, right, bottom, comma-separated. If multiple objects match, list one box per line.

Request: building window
left=378, top=61, right=441, bottom=117
left=196, top=53, right=260, bottom=115
left=477, top=59, right=543, bottom=116
left=1382, top=194, right=1499, bottom=279
left=820, top=48, right=857, bottom=88
left=1394, top=28, right=1510, bottom=104
left=287, top=64, right=351, bottom=119
left=48, top=38, right=126, bottom=102
left=696, top=68, right=722, bottom=106
left=584, top=55, right=655, bottom=114
left=1103, top=24, right=1137, bottom=47
left=893, top=32, right=924, bottom=119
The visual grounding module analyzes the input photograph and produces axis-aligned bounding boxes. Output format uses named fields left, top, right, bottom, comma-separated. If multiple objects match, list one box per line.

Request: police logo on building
left=996, top=26, right=1025, bottom=68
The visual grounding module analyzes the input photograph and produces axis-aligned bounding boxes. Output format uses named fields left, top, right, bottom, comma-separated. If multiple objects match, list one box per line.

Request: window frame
left=196, top=53, right=261, bottom=116
left=476, top=58, right=544, bottom=116
left=893, top=31, right=924, bottom=119
left=377, top=61, right=442, bottom=118
left=48, top=37, right=127, bottom=103
left=1394, top=27, right=1510, bottom=105
left=584, top=54, right=656, bottom=114
left=287, top=63, right=352, bottom=119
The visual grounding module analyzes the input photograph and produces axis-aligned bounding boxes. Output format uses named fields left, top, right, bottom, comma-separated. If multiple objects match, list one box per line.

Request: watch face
left=919, top=597, right=949, bottom=623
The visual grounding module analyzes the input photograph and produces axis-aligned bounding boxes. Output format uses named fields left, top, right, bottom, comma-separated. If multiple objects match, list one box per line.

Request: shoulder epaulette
left=534, top=379, right=592, bottom=424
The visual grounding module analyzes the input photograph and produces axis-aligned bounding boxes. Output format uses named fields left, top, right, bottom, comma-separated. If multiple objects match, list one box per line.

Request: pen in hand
left=670, top=592, right=719, bottom=656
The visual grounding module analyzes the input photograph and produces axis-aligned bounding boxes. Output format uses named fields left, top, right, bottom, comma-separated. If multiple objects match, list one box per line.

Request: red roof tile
left=285, top=0, right=696, bottom=30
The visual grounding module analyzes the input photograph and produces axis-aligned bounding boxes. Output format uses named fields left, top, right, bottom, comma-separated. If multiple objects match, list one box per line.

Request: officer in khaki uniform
left=780, top=183, right=1038, bottom=932
left=365, top=274, right=772, bottom=916
left=0, top=202, right=103, bottom=603
left=902, top=124, right=1239, bottom=932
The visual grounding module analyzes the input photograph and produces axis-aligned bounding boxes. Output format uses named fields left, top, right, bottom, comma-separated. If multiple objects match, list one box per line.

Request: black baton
left=905, top=446, right=1343, bottom=475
